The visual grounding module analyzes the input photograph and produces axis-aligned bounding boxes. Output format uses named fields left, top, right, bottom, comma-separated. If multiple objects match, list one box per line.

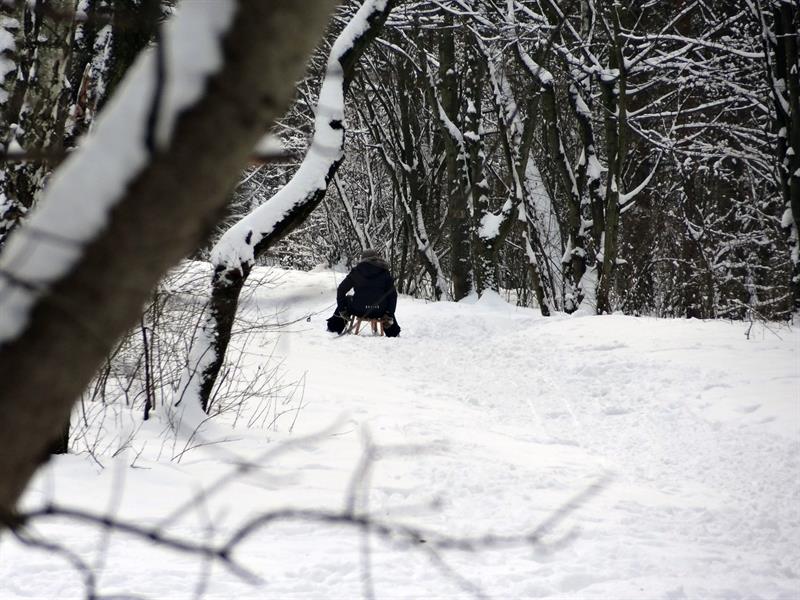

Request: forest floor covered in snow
left=1, top=266, right=798, bottom=600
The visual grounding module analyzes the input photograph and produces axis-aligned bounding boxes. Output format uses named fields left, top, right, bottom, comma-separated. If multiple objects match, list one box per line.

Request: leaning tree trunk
left=0, top=0, right=338, bottom=525
left=187, top=0, right=397, bottom=414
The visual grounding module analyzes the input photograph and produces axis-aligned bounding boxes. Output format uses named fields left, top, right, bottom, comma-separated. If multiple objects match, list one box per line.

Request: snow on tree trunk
left=98, top=0, right=162, bottom=113
left=774, top=1, right=800, bottom=311
left=438, top=13, right=471, bottom=301
left=479, top=35, right=558, bottom=314
left=463, top=40, right=496, bottom=295
left=596, top=11, right=627, bottom=316
left=396, top=56, right=449, bottom=301
left=184, top=0, right=397, bottom=414
left=516, top=43, right=586, bottom=312
left=521, top=160, right=562, bottom=315
left=0, top=0, right=338, bottom=522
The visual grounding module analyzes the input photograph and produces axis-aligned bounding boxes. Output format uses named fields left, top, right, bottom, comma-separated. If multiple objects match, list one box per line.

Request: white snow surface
left=1, top=266, right=799, bottom=599
left=0, top=0, right=236, bottom=345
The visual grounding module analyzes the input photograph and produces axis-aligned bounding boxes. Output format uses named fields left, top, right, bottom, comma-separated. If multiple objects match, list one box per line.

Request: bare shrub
left=71, top=261, right=304, bottom=462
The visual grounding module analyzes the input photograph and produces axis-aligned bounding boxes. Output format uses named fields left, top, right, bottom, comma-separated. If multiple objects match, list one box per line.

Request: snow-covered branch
left=619, top=153, right=663, bottom=211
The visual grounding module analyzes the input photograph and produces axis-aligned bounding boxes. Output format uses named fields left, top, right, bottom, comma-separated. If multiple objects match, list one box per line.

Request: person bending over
left=326, top=249, right=400, bottom=337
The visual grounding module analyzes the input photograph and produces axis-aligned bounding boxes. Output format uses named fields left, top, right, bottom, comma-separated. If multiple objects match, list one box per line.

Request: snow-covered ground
left=1, top=266, right=798, bottom=599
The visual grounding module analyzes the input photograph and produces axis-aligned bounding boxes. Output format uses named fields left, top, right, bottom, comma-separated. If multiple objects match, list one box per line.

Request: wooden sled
left=348, top=316, right=384, bottom=336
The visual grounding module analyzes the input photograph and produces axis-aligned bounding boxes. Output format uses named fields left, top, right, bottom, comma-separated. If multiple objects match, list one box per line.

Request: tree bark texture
left=464, top=41, right=495, bottom=294
left=535, top=58, right=585, bottom=311
left=596, top=7, right=627, bottom=315
left=397, top=57, right=446, bottom=300
left=777, top=2, right=800, bottom=310
left=98, top=0, right=162, bottom=112
left=439, top=14, right=471, bottom=301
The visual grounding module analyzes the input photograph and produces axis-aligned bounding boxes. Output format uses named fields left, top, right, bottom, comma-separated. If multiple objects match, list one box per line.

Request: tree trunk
left=397, top=56, right=448, bottom=300
left=5, top=0, right=75, bottom=210
left=47, top=421, right=70, bottom=455
left=0, top=0, right=337, bottom=524
left=439, top=15, right=471, bottom=300
left=521, top=46, right=585, bottom=312
left=98, top=0, right=161, bottom=111
left=596, top=6, right=627, bottom=315
left=464, top=40, right=496, bottom=294
left=191, top=0, right=397, bottom=414
left=778, top=2, right=800, bottom=310
left=0, top=2, right=24, bottom=244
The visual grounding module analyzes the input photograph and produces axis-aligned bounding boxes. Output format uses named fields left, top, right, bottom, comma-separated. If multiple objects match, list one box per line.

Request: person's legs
left=327, top=296, right=356, bottom=334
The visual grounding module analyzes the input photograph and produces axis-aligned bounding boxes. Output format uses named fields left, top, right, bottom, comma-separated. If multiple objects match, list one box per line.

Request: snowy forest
left=0, top=0, right=798, bottom=598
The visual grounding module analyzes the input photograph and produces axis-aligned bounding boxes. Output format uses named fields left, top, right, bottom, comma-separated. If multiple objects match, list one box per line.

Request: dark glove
left=326, top=313, right=346, bottom=334
left=382, top=313, right=394, bottom=327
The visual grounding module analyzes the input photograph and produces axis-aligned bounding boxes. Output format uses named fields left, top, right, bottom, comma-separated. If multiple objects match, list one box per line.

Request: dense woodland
left=261, top=0, right=800, bottom=323
left=2, top=0, right=798, bottom=324
left=0, top=0, right=798, bottom=476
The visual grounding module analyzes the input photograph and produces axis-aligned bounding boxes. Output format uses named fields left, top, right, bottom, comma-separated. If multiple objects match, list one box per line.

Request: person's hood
left=355, top=256, right=390, bottom=277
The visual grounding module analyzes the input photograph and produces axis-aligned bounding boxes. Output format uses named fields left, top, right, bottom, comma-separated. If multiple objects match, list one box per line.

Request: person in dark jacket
left=326, top=249, right=401, bottom=337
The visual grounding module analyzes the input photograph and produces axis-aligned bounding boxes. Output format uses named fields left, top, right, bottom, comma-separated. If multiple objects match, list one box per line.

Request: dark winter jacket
left=337, top=257, right=397, bottom=318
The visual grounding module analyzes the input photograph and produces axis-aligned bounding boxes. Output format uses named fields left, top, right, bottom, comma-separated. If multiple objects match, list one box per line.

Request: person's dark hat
left=361, top=248, right=381, bottom=260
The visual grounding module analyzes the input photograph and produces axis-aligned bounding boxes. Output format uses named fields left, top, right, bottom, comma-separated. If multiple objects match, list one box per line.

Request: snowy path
left=1, top=267, right=798, bottom=599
